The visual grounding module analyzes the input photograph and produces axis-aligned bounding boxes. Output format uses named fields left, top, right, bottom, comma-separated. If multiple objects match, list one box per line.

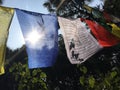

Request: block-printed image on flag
left=0, top=6, right=14, bottom=75
left=58, top=17, right=102, bottom=64
left=16, top=9, right=59, bottom=68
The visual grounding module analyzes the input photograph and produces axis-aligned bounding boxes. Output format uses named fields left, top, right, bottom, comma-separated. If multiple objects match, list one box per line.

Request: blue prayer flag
left=16, top=9, right=59, bottom=68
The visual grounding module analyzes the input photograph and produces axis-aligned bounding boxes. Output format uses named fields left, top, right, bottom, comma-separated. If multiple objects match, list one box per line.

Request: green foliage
left=80, top=76, right=85, bottom=86
left=8, top=58, right=48, bottom=90
left=78, top=65, right=120, bottom=90
left=80, top=66, right=87, bottom=74
left=88, top=76, right=95, bottom=88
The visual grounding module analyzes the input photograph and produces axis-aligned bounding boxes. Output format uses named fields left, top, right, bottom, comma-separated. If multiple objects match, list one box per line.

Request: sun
left=26, top=30, right=43, bottom=45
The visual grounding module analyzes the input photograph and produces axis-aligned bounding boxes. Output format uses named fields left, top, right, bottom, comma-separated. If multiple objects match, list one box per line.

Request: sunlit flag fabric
left=85, top=19, right=120, bottom=47
left=0, top=6, right=14, bottom=75
left=16, top=9, right=59, bottom=68
left=58, top=17, right=102, bottom=64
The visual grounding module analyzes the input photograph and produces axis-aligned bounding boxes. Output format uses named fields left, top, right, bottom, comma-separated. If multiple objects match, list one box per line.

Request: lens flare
left=26, top=30, right=44, bottom=45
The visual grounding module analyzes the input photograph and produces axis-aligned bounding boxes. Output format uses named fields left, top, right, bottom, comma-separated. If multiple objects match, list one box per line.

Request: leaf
left=105, top=78, right=110, bottom=86
left=80, top=76, right=85, bottom=86
left=21, top=71, right=25, bottom=76
left=111, top=71, right=117, bottom=78
left=18, top=84, right=26, bottom=90
left=9, top=65, right=15, bottom=72
left=32, top=78, right=38, bottom=83
left=32, top=70, right=37, bottom=76
left=88, top=76, right=95, bottom=88
left=40, top=72, right=47, bottom=78
left=80, top=66, right=87, bottom=74
left=23, top=79, right=27, bottom=83
left=9, top=68, right=13, bottom=72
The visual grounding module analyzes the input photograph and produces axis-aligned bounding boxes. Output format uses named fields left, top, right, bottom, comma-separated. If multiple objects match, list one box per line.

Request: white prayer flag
left=58, top=17, right=102, bottom=64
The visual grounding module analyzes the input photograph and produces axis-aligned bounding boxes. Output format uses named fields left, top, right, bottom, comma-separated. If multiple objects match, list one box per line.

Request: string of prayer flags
left=83, top=5, right=112, bottom=31
left=83, top=4, right=120, bottom=36
left=58, top=17, right=102, bottom=64
left=85, top=19, right=120, bottom=47
left=0, top=6, right=14, bottom=75
left=83, top=4, right=120, bottom=23
left=16, top=9, right=59, bottom=69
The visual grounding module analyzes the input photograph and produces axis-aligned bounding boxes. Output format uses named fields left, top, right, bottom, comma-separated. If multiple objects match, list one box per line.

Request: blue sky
left=1, top=0, right=103, bottom=50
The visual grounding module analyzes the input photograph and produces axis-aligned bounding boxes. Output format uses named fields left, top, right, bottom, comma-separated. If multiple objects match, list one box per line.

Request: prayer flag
left=0, top=6, right=14, bottom=75
left=108, top=23, right=120, bottom=38
left=85, top=20, right=120, bottom=47
left=58, top=17, right=102, bottom=64
left=16, top=9, right=59, bottom=68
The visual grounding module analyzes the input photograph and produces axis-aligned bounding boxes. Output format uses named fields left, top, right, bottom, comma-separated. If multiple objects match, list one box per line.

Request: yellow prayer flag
left=108, top=23, right=120, bottom=38
left=0, top=6, right=14, bottom=75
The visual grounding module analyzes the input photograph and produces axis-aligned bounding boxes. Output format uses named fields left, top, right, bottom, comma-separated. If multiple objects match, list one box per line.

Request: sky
left=1, top=0, right=103, bottom=50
